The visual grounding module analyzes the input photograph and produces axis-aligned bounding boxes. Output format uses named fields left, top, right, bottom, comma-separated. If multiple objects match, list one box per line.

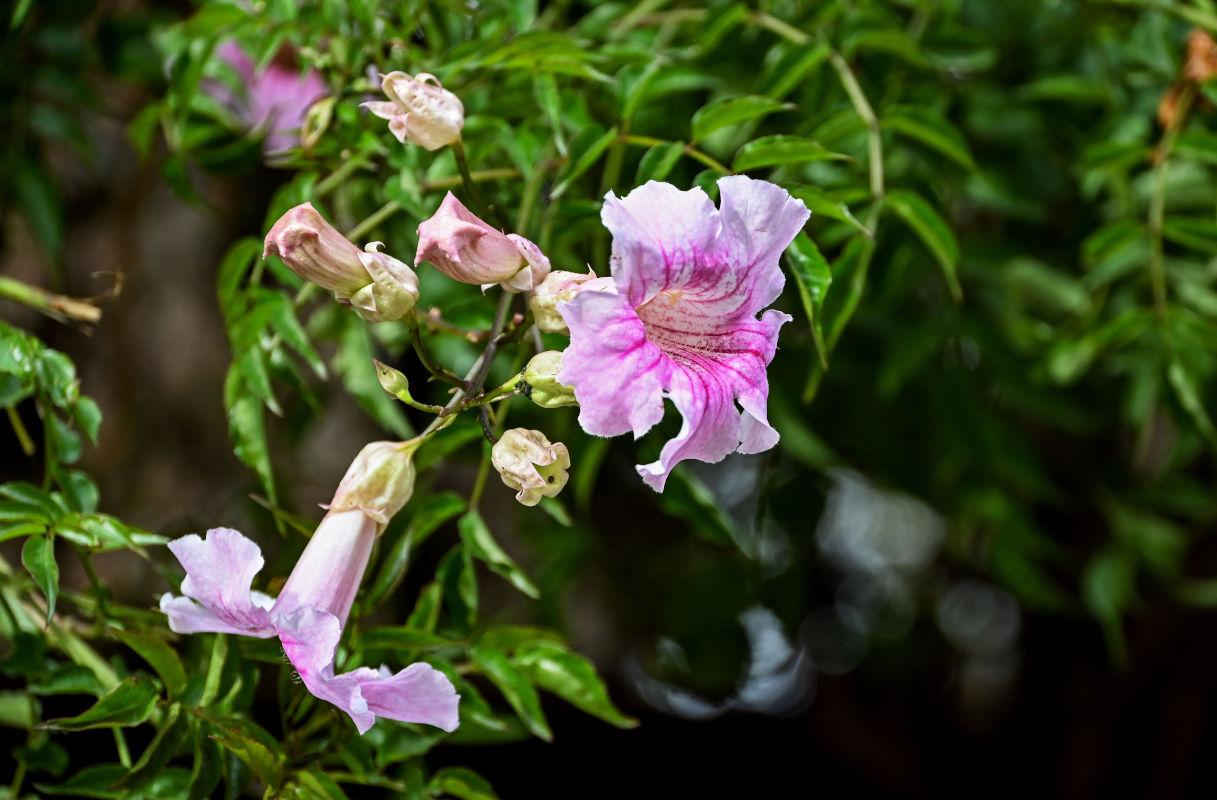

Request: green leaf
left=788, top=186, right=869, bottom=234
left=1082, top=548, right=1135, bottom=662
left=360, top=627, right=459, bottom=651
left=113, top=630, right=188, bottom=699
left=843, top=28, right=927, bottom=67
left=116, top=704, right=191, bottom=791
left=1175, top=129, right=1217, bottom=166
left=36, top=764, right=129, bottom=798
left=533, top=73, right=567, bottom=157
left=406, top=582, right=443, bottom=632
left=22, top=534, right=58, bottom=622
left=552, top=124, right=619, bottom=199
left=1019, top=75, right=1111, bottom=104
left=765, top=42, right=831, bottom=99
left=691, top=95, right=794, bottom=143
left=785, top=233, right=833, bottom=369
left=428, top=767, right=499, bottom=800
left=882, top=105, right=975, bottom=169
left=203, top=714, right=283, bottom=790
left=264, top=291, right=326, bottom=379
left=438, top=545, right=477, bottom=632
left=36, top=350, right=78, bottom=408
left=29, top=664, right=104, bottom=697
left=0, top=520, right=47, bottom=542
left=333, top=316, right=412, bottom=438
left=294, top=770, right=351, bottom=800
left=188, top=720, right=223, bottom=800
left=217, top=237, right=261, bottom=327
left=884, top=189, right=961, bottom=301
left=1163, top=217, right=1217, bottom=253
left=39, top=674, right=158, bottom=731
left=459, top=510, right=540, bottom=598
left=365, top=492, right=466, bottom=609
left=225, top=371, right=276, bottom=505
left=74, top=396, right=102, bottom=444
left=1168, top=358, right=1217, bottom=449
left=0, top=690, right=34, bottom=729
left=2, top=480, right=62, bottom=518
left=732, top=135, right=849, bottom=172
left=13, top=163, right=65, bottom=262
left=470, top=647, right=552, bottom=741
left=517, top=644, right=638, bottom=728
left=634, top=140, right=685, bottom=184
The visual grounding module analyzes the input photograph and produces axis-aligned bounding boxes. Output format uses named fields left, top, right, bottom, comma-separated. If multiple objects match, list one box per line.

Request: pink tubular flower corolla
left=415, top=192, right=551, bottom=292
left=160, top=510, right=459, bottom=734
left=213, top=42, right=328, bottom=154
left=557, top=176, right=809, bottom=491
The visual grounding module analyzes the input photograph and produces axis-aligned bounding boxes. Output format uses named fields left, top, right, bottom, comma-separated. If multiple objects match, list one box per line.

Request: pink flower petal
left=162, top=528, right=276, bottom=637
left=358, top=663, right=461, bottom=732
left=711, top=175, right=811, bottom=314
left=558, top=290, right=667, bottom=439
left=277, top=606, right=459, bottom=734
left=601, top=181, right=720, bottom=307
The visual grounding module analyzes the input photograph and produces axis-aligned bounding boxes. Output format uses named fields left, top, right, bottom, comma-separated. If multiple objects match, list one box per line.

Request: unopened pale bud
left=362, top=71, right=463, bottom=151
left=415, top=193, right=551, bottom=292
left=521, top=351, right=577, bottom=408
left=328, top=440, right=422, bottom=527
left=491, top=429, right=570, bottom=507
left=528, top=269, right=616, bottom=334
left=351, top=243, right=420, bottom=322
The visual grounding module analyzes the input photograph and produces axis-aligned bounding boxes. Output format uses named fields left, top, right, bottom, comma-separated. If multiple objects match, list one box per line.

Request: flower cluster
left=168, top=55, right=811, bottom=740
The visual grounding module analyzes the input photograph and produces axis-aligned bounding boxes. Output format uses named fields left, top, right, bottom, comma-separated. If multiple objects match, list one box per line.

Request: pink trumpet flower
left=557, top=176, right=809, bottom=491
left=160, top=510, right=459, bottom=734
left=213, top=42, right=328, bottom=155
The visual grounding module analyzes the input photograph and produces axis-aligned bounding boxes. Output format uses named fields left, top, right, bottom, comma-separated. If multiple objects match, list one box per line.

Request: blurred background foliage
left=6, top=0, right=1217, bottom=796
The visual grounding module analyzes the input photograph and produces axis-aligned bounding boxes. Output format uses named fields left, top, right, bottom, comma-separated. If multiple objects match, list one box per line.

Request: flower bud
left=520, top=351, right=578, bottom=408
left=415, top=193, right=551, bottom=292
left=491, top=429, right=570, bottom=507
left=328, top=440, right=422, bottom=527
left=264, top=205, right=419, bottom=322
left=528, top=269, right=617, bottom=334
left=362, top=72, right=463, bottom=151
left=265, top=202, right=368, bottom=297
left=351, top=243, right=420, bottom=322
left=374, top=359, right=413, bottom=403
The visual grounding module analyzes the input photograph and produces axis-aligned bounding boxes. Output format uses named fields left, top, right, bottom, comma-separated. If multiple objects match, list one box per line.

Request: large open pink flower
left=558, top=176, right=809, bottom=491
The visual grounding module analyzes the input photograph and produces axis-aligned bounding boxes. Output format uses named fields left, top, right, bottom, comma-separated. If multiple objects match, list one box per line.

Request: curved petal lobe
left=163, top=528, right=275, bottom=636
left=359, top=663, right=461, bottom=732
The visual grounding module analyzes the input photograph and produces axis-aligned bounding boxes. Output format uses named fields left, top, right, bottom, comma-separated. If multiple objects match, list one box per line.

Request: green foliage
left=10, top=0, right=1217, bottom=796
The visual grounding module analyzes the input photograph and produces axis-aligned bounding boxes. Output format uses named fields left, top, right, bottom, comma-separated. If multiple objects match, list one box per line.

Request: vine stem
left=313, top=156, right=371, bottom=197
left=1149, top=84, right=1194, bottom=318
left=421, top=290, right=515, bottom=437
left=452, top=139, right=504, bottom=227
left=7, top=406, right=34, bottom=456
left=621, top=134, right=732, bottom=174
left=0, top=276, right=101, bottom=323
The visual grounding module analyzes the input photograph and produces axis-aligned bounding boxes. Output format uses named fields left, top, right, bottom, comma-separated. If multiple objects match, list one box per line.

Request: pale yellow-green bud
left=327, top=439, right=422, bottom=528
left=520, top=351, right=578, bottom=409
